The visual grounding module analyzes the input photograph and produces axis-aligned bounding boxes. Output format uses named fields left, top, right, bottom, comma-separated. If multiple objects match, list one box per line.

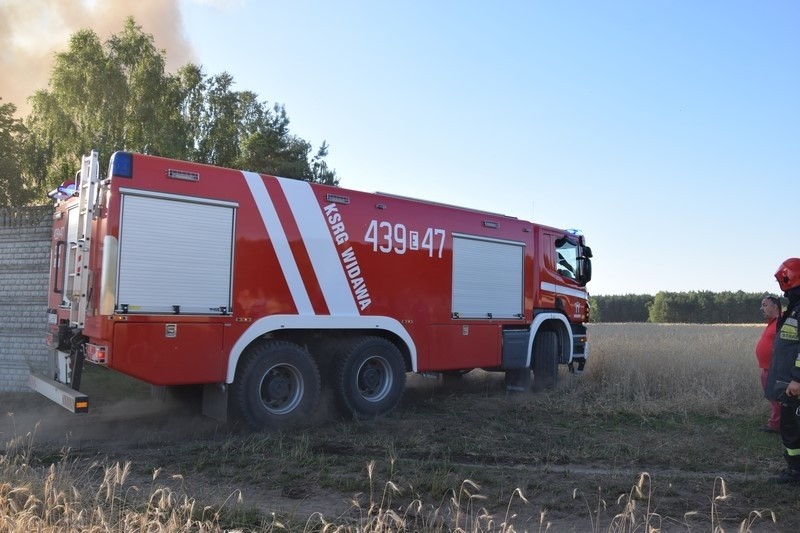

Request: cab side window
left=555, top=237, right=578, bottom=280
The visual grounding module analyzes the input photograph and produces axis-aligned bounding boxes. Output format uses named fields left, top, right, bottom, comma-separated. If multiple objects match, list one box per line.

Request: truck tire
left=334, top=336, right=406, bottom=420
left=532, top=330, right=559, bottom=392
left=231, top=340, right=321, bottom=430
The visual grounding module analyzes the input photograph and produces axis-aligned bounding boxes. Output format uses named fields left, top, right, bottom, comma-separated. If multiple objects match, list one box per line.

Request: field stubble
left=1, top=323, right=799, bottom=532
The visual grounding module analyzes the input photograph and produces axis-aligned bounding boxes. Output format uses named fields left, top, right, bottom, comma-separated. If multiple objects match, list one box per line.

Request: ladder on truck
left=68, top=150, right=101, bottom=329
left=28, top=151, right=98, bottom=414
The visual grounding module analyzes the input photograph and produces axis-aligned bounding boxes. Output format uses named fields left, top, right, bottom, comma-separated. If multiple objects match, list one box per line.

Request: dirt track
left=2, top=372, right=798, bottom=532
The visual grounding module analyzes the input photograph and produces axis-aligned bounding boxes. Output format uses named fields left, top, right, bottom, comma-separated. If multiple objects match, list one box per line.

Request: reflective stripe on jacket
left=765, top=302, right=800, bottom=401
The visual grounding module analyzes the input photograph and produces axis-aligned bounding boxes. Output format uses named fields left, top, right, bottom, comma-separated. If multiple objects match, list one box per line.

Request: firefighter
left=765, top=258, right=800, bottom=485
left=756, top=295, right=782, bottom=433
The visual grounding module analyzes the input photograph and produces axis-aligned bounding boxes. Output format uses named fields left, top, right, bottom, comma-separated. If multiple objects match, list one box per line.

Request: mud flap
left=202, top=383, right=228, bottom=422
left=505, top=368, right=532, bottom=392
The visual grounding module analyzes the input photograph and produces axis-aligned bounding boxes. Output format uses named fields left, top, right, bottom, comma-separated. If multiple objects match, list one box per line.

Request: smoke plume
left=0, top=0, right=195, bottom=117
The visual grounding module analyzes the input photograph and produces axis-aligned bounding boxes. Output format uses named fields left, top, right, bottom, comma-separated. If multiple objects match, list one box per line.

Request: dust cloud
left=0, top=0, right=195, bottom=117
left=0, top=392, right=226, bottom=451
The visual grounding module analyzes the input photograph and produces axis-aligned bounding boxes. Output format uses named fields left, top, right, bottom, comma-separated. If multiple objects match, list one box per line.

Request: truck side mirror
left=577, top=257, right=592, bottom=284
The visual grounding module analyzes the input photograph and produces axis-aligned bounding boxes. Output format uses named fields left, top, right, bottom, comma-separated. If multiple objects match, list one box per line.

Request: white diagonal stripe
left=279, top=177, right=359, bottom=316
left=243, top=171, right=313, bottom=315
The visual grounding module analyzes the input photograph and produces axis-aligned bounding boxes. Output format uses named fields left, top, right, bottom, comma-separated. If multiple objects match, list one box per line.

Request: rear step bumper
left=28, top=373, right=89, bottom=413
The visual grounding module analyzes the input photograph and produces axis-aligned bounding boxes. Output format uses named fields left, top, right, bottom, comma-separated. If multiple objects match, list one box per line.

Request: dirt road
left=3, top=370, right=797, bottom=532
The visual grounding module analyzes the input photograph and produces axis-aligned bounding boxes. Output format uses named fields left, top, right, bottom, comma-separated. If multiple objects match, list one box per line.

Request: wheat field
left=575, top=323, right=765, bottom=416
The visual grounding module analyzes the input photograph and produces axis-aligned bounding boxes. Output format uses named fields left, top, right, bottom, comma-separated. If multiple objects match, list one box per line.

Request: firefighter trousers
left=780, top=401, right=800, bottom=470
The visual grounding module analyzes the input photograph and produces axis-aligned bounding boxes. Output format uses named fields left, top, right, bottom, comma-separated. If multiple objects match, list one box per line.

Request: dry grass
left=0, top=323, right=787, bottom=532
left=0, top=426, right=240, bottom=531
left=574, top=323, right=764, bottom=416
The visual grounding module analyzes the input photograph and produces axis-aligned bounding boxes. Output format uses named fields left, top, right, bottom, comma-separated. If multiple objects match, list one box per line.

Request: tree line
left=589, top=291, right=780, bottom=323
left=0, top=18, right=337, bottom=207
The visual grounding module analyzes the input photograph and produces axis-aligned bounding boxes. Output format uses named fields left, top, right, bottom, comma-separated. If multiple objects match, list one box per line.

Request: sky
left=1, top=0, right=798, bottom=296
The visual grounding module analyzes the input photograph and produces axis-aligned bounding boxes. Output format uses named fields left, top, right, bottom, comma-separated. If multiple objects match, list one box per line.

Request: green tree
left=588, top=296, right=602, bottom=322
left=195, top=72, right=242, bottom=166
left=237, top=103, right=338, bottom=185
left=175, top=59, right=338, bottom=184
left=106, top=17, right=187, bottom=157
left=591, top=294, right=654, bottom=322
left=648, top=290, right=767, bottom=323
left=309, top=141, right=338, bottom=185
left=21, top=17, right=338, bottom=201
left=26, top=28, right=120, bottom=189
left=648, top=292, right=674, bottom=323
left=0, top=99, right=31, bottom=205
left=178, top=63, right=207, bottom=161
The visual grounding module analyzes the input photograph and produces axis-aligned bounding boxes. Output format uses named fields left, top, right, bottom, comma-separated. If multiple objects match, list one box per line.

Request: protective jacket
left=765, top=289, right=800, bottom=401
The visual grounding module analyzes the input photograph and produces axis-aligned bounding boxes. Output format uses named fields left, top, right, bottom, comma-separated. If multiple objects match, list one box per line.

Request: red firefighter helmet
left=775, top=258, right=800, bottom=292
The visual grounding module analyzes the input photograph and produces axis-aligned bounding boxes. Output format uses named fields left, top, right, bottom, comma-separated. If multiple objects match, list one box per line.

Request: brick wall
left=0, top=206, right=53, bottom=392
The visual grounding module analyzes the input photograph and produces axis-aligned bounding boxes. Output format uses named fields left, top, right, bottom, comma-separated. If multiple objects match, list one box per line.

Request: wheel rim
left=259, top=363, right=304, bottom=415
left=356, top=356, right=392, bottom=402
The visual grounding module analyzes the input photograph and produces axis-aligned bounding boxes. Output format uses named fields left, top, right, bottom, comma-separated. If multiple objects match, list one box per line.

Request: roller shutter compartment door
left=117, top=192, right=236, bottom=314
left=451, top=235, right=524, bottom=319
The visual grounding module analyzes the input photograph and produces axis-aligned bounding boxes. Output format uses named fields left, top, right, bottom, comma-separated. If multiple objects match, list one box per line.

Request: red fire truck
left=29, top=151, right=592, bottom=429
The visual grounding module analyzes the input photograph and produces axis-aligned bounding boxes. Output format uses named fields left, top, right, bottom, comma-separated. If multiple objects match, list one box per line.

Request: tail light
left=86, top=343, right=107, bottom=364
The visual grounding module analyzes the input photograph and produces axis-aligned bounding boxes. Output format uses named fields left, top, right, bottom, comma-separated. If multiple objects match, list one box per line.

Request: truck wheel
left=532, top=331, right=559, bottom=392
left=334, top=336, right=406, bottom=420
left=231, top=340, right=321, bottom=430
